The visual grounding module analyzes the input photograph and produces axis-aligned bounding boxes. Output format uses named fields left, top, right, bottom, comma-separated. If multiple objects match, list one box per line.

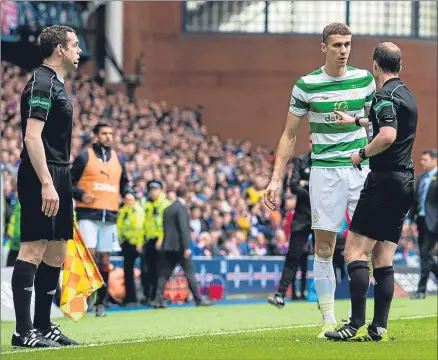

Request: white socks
left=314, top=255, right=336, bottom=324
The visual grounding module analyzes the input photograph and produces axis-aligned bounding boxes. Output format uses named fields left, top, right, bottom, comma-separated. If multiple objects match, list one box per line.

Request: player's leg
left=368, top=241, right=397, bottom=341
left=180, top=254, right=210, bottom=306
left=268, top=230, right=307, bottom=308
left=95, top=222, right=116, bottom=316
left=121, top=242, right=137, bottom=305
left=325, top=171, right=378, bottom=341
left=310, top=168, right=347, bottom=336
left=345, top=232, right=376, bottom=327
left=325, top=229, right=376, bottom=341
left=33, top=240, right=66, bottom=330
left=414, top=223, right=437, bottom=298
left=299, top=246, right=309, bottom=299
left=34, top=240, right=78, bottom=346
left=33, top=168, right=78, bottom=346
left=144, top=239, right=158, bottom=302
left=347, top=167, right=374, bottom=280
left=140, top=243, right=150, bottom=304
left=346, top=166, right=373, bottom=320
left=152, top=251, right=176, bottom=308
left=368, top=172, right=415, bottom=341
left=13, top=241, right=47, bottom=330
left=313, top=230, right=337, bottom=320
left=78, top=219, right=98, bottom=257
left=78, top=219, right=98, bottom=310
left=11, top=165, right=60, bottom=348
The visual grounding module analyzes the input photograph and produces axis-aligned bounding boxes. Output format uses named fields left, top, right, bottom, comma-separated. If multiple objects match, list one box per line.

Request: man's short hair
left=322, top=23, right=351, bottom=44
left=373, top=42, right=402, bottom=74
left=39, top=25, right=76, bottom=60
left=422, top=149, right=437, bottom=159
left=176, top=186, right=188, bottom=199
left=93, top=122, right=111, bottom=135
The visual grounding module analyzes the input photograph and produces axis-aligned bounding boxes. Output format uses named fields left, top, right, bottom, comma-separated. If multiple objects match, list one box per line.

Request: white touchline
left=2, top=314, right=436, bottom=355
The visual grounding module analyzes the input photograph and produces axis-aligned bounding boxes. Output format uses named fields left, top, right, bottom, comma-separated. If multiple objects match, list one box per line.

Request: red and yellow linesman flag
left=60, top=222, right=104, bottom=322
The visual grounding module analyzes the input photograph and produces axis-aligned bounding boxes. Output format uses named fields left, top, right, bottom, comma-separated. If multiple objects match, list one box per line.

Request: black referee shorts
left=17, top=163, right=74, bottom=242
left=349, top=170, right=415, bottom=244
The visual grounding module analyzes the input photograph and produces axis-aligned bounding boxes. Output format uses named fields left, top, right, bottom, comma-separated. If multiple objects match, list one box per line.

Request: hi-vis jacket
left=143, top=193, right=172, bottom=243
left=117, top=202, right=145, bottom=246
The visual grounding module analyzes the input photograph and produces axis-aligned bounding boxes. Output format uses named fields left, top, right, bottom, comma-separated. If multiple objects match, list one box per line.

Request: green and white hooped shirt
left=289, top=66, right=376, bottom=168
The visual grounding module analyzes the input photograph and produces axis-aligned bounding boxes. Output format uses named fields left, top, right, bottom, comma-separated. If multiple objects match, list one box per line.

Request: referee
left=325, top=42, right=417, bottom=342
left=11, top=25, right=81, bottom=348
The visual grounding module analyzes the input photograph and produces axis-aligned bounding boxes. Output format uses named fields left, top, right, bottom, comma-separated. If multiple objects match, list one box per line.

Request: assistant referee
left=325, top=42, right=417, bottom=342
left=11, top=25, right=81, bottom=348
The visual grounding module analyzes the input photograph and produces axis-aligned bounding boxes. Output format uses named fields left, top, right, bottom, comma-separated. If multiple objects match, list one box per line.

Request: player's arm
left=270, top=112, right=303, bottom=183
left=24, top=75, right=54, bottom=187
left=362, top=99, right=397, bottom=158
left=270, top=83, right=308, bottom=184
left=70, top=151, right=88, bottom=201
left=361, top=73, right=376, bottom=129
left=264, top=85, right=306, bottom=210
left=336, top=74, right=376, bottom=128
left=24, top=119, right=52, bottom=186
left=118, top=154, right=135, bottom=197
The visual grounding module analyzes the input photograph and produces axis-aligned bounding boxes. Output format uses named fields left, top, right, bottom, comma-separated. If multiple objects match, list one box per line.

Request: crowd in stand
left=1, top=61, right=418, bottom=259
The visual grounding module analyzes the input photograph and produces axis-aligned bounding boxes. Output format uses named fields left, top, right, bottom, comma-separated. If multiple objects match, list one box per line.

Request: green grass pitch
left=1, top=297, right=437, bottom=360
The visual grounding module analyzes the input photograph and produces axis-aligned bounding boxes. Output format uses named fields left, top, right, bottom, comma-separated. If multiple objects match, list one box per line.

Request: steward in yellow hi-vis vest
left=117, top=196, right=145, bottom=304
left=71, top=123, right=134, bottom=316
left=140, top=180, right=171, bottom=305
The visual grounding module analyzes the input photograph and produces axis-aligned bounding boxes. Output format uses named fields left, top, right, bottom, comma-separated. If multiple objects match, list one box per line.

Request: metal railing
left=182, top=0, right=437, bottom=39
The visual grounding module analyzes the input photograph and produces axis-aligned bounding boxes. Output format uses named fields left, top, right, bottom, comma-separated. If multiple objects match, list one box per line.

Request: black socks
left=12, top=260, right=37, bottom=334
left=371, top=266, right=394, bottom=330
left=33, top=261, right=61, bottom=329
left=348, top=260, right=370, bottom=328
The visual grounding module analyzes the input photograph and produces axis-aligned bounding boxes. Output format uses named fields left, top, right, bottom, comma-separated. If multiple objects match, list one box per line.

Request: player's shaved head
left=373, top=42, right=402, bottom=74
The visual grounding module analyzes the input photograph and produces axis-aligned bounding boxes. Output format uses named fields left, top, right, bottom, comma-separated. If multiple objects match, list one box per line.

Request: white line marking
left=3, top=314, right=436, bottom=355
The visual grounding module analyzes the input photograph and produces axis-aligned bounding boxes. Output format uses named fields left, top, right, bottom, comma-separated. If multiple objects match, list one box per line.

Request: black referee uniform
left=325, top=76, right=418, bottom=342
left=350, top=77, right=417, bottom=243
left=18, top=65, right=74, bottom=242
left=12, top=62, right=78, bottom=348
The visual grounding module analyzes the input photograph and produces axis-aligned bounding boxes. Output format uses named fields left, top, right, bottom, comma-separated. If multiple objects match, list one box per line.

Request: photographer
left=268, top=134, right=312, bottom=307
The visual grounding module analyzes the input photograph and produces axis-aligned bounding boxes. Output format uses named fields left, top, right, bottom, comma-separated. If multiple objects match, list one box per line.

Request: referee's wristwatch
left=359, top=148, right=368, bottom=160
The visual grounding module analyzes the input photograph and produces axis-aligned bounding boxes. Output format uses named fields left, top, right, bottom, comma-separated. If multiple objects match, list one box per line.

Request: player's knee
left=314, top=230, right=336, bottom=258
left=344, top=244, right=371, bottom=264
left=371, top=251, right=392, bottom=268
left=42, top=241, right=67, bottom=267
left=371, top=242, right=397, bottom=268
left=315, top=246, right=333, bottom=259
left=42, top=248, right=66, bottom=267
left=18, top=241, right=47, bottom=266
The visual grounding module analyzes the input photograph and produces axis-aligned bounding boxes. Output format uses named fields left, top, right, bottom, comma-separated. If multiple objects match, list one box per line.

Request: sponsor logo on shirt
left=28, top=97, right=52, bottom=110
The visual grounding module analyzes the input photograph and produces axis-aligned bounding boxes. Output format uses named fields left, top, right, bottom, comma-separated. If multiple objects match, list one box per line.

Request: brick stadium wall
left=123, top=2, right=437, bottom=169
